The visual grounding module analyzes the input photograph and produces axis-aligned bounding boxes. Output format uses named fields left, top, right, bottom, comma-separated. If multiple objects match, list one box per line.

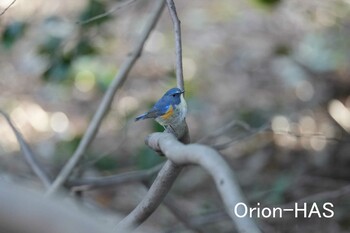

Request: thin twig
left=273, top=130, right=346, bottom=143
left=166, top=0, right=184, bottom=90
left=141, top=180, right=205, bottom=233
left=0, top=110, right=51, bottom=188
left=144, top=133, right=262, bottom=233
left=77, top=0, right=137, bottom=25
left=212, top=123, right=270, bottom=150
left=282, top=184, right=350, bottom=209
left=68, top=163, right=164, bottom=192
left=197, top=120, right=252, bottom=144
left=45, top=0, right=166, bottom=197
left=165, top=211, right=229, bottom=233
left=0, top=0, right=16, bottom=16
left=162, top=196, right=205, bottom=233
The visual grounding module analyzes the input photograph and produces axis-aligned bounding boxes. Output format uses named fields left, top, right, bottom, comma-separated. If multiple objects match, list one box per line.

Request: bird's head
left=162, top=87, right=185, bottom=106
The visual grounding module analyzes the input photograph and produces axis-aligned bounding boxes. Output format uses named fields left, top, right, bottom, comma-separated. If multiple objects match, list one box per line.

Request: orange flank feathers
left=161, top=105, right=174, bottom=120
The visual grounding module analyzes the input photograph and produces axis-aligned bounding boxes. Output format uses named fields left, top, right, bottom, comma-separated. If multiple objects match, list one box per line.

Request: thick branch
left=145, top=133, right=261, bottom=233
left=0, top=110, right=51, bottom=188
left=0, top=182, right=117, bottom=233
left=116, top=160, right=182, bottom=231
left=0, top=0, right=16, bottom=16
left=117, top=1, right=189, bottom=230
left=46, top=0, right=166, bottom=196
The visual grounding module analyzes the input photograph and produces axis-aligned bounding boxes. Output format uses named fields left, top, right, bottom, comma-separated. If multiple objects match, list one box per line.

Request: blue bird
left=135, top=87, right=187, bottom=127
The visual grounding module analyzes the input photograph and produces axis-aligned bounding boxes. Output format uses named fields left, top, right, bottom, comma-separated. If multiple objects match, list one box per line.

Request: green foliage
left=252, top=0, right=281, bottom=8
left=38, top=0, right=113, bottom=83
left=152, top=120, right=164, bottom=132
left=237, top=109, right=268, bottom=128
left=38, top=36, right=63, bottom=55
left=74, top=37, right=97, bottom=56
left=94, top=67, right=116, bottom=91
left=38, top=34, right=98, bottom=82
left=79, top=0, right=111, bottom=27
left=43, top=55, right=73, bottom=82
left=265, top=174, right=292, bottom=204
left=94, top=156, right=118, bottom=172
left=1, top=21, right=26, bottom=48
left=136, top=145, right=164, bottom=170
left=54, top=136, right=82, bottom=164
left=274, top=44, right=291, bottom=56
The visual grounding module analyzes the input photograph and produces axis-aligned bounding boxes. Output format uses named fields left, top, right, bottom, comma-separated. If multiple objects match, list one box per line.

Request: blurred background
left=1, top=0, right=350, bottom=232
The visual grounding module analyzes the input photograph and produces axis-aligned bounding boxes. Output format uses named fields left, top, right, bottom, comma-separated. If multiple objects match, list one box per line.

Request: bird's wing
left=135, top=104, right=170, bottom=121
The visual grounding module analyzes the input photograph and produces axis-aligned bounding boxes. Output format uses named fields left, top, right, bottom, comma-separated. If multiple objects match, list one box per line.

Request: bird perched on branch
left=135, top=87, right=187, bottom=129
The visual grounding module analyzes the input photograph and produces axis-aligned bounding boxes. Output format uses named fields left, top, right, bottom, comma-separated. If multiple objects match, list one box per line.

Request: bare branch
left=141, top=178, right=205, bottom=233
left=117, top=160, right=182, bottom=230
left=46, top=0, right=166, bottom=197
left=0, top=0, right=16, bottom=16
left=197, top=120, right=252, bottom=144
left=68, top=163, right=164, bottom=192
left=116, top=118, right=190, bottom=230
left=117, top=1, right=190, bottom=230
left=164, top=0, right=190, bottom=141
left=273, top=130, right=346, bottom=143
left=145, top=133, right=262, bottom=233
left=0, top=182, right=117, bottom=233
left=166, top=0, right=184, bottom=90
left=0, top=110, right=51, bottom=188
left=211, top=123, right=270, bottom=150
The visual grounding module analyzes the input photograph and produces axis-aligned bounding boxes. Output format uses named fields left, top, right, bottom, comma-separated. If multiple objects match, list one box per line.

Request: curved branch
left=117, top=1, right=190, bottom=230
left=46, top=0, right=166, bottom=196
left=116, top=160, right=182, bottom=231
left=145, top=133, right=262, bottom=233
left=0, top=110, right=51, bottom=188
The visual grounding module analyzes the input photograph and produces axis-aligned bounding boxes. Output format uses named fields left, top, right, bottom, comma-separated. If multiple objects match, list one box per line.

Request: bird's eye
left=172, top=94, right=176, bottom=97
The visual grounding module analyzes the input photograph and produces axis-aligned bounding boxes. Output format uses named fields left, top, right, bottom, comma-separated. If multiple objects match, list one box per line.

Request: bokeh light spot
left=299, top=115, right=316, bottom=133
left=25, top=103, right=49, bottom=132
left=295, top=80, right=314, bottom=102
left=183, top=57, right=197, bottom=80
left=272, top=115, right=290, bottom=132
left=310, top=135, right=326, bottom=151
left=50, top=112, right=69, bottom=133
left=145, top=31, right=164, bottom=53
left=117, top=96, right=139, bottom=115
left=328, top=99, right=350, bottom=132
left=74, top=70, right=96, bottom=93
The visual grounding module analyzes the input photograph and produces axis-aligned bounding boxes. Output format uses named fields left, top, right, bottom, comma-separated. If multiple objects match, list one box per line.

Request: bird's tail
left=135, top=113, right=148, bottom=121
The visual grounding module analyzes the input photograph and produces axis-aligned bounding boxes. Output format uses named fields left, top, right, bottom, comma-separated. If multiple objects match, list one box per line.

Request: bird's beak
left=180, top=90, right=185, bottom=94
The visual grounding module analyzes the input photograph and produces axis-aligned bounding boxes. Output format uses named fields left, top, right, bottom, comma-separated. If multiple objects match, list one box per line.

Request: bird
left=135, top=87, right=187, bottom=128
